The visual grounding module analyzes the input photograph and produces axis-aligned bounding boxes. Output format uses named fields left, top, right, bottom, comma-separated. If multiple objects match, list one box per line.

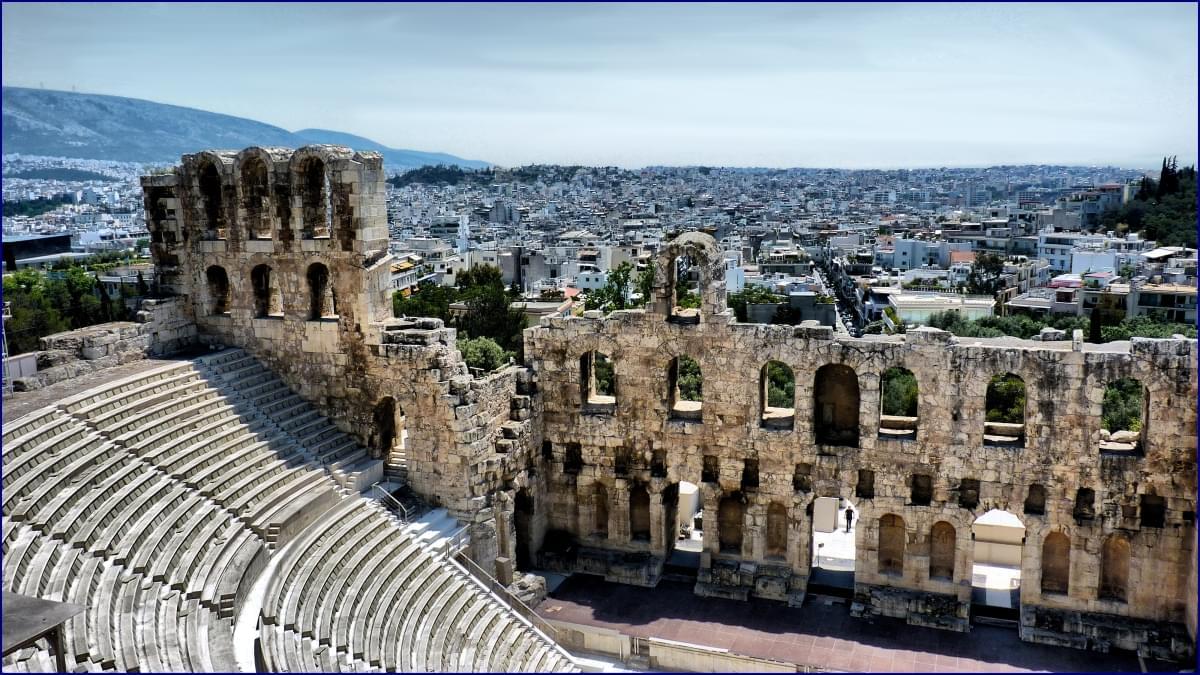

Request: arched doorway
left=371, top=397, right=404, bottom=462
left=663, top=481, right=701, bottom=580
left=971, top=509, right=1025, bottom=617
left=809, top=496, right=857, bottom=594
left=514, top=489, right=535, bottom=571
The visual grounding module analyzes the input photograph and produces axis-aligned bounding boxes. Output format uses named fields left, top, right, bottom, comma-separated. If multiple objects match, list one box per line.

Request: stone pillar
left=701, top=484, right=720, bottom=555
left=612, top=477, right=630, bottom=544
left=649, top=488, right=666, bottom=554
left=790, top=496, right=808, bottom=576
left=746, top=497, right=765, bottom=561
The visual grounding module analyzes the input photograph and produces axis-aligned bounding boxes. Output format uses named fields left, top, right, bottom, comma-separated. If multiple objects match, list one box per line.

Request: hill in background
left=2, top=87, right=487, bottom=172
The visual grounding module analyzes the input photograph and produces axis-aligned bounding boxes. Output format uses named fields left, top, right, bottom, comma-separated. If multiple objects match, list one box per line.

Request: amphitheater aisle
left=1, top=348, right=579, bottom=673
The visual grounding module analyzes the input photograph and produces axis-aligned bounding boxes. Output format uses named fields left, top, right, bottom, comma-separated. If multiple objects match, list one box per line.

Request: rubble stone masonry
left=140, top=148, right=1196, bottom=661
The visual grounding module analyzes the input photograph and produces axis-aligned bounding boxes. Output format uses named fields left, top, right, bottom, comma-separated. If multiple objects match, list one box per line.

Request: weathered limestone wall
left=10, top=297, right=195, bottom=390
left=523, top=233, right=1197, bottom=659
left=1189, top=527, right=1198, bottom=641
left=143, top=154, right=1195, bottom=659
left=139, top=147, right=542, bottom=578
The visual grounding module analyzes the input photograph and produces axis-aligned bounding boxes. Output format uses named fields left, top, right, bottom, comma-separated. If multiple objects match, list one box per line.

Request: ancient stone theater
left=2, top=145, right=1195, bottom=672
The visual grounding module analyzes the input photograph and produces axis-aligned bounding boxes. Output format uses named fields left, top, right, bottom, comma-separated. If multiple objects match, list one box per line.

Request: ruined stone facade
left=142, top=149, right=1197, bottom=661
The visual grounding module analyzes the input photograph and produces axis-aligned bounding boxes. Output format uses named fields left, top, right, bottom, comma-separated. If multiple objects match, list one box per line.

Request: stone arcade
left=139, top=147, right=1196, bottom=662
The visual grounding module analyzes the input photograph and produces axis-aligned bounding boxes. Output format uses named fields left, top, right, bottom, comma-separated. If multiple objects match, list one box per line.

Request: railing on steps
left=370, top=482, right=411, bottom=524
left=452, top=550, right=564, bottom=648
left=443, top=525, right=470, bottom=557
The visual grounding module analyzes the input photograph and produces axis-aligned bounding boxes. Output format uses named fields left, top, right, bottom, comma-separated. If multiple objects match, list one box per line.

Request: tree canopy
left=1100, top=156, right=1197, bottom=247
left=393, top=264, right=528, bottom=363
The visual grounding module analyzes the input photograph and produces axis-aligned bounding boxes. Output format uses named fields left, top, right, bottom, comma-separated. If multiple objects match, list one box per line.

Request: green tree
left=985, top=374, right=1026, bottom=424
left=764, top=362, right=794, bottom=408
left=1101, top=313, right=1198, bottom=341
left=2, top=269, right=70, bottom=354
left=1102, top=377, right=1144, bottom=432
left=584, top=262, right=634, bottom=313
left=881, top=367, right=918, bottom=417
left=727, top=286, right=785, bottom=322
left=594, top=354, right=615, bottom=396
left=634, top=267, right=654, bottom=307
left=966, top=252, right=1005, bottom=296
left=393, top=282, right=456, bottom=322
left=675, top=356, right=703, bottom=401
left=456, top=284, right=528, bottom=359
left=1100, top=157, right=1196, bottom=247
left=457, top=336, right=510, bottom=373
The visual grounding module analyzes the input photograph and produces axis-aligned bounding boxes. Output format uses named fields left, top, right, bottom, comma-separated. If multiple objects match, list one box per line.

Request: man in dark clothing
left=844, top=506, right=854, bottom=533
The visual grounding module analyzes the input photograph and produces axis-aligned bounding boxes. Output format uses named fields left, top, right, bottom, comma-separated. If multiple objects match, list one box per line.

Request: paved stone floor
left=537, top=575, right=1184, bottom=673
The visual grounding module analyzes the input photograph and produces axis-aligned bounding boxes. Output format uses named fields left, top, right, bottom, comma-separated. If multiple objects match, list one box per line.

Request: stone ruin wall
left=9, top=297, right=195, bottom=391
left=139, top=146, right=542, bottom=573
left=521, top=233, right=1197, bottom=659
left=139, top=151, right=1197, bottom=659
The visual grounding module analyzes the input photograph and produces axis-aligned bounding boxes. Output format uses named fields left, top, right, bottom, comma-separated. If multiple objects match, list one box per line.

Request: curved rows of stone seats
left=260, top=499, right=577, bottom=673
left=4, top=349, right=577, bottom=672
left=191, top=350, right=381, bottom=490
left=59, top=352, right=345, bottom=545
left=2, top=409, right=252, bottom=672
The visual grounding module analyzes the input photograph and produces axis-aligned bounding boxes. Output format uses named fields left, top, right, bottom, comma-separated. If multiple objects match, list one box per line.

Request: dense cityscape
left=1, top=3, right=1196, bottom=673
left=4, top=153, right=1195, bottom=358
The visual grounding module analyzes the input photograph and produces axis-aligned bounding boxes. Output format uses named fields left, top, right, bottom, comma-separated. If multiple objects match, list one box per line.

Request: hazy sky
left=3, top=2, right=1197, bottom=168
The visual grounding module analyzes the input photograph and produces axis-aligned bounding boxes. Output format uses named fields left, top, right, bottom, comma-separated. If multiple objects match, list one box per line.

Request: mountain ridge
left=2, top=87, right=487, bottom=171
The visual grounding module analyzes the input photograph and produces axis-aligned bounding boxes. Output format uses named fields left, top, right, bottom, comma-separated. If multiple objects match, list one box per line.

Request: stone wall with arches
left=523, top=233, right=1196, bottom=659
left=143, top=161, right=1196, bottom=661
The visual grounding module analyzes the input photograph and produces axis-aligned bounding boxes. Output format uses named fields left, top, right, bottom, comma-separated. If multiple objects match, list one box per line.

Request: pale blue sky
left=3, top=2, right=1196, bottom=168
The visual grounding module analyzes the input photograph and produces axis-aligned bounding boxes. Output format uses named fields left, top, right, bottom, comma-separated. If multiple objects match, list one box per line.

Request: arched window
left=593, top=484, right=609, bottom=538
left=1099, top=535, right=1129, bottom=602
left=985, top=373, right=1026, bottom=446
left=580, top=351, right=615, bottom=408
left=814, top=364, right=860, bottom=446
left=205, top=266, right=230, bottom=315
left=878, top=514, right=905, bottom=576
left=306, top=263, right=337, bottom=319
left=1041, top=532, right=1070, bottom=594
left=668, top=356, right=703, bottom=421
left=300, top=157, right=331, bottom=239
left=241, top=157, right=271, bottom=240
left=630, top=484, right=651, bottom=541
left=717, top=494, right=744, bottom=554
left=669, top=254, right=702, bottom=323
left=1100, top=377, right=1146, bottom=454
left=198, top=161, right=226, bottom=240
left=766, top=503, right=788, bottom=559
left=760, top=361, right=795, bottom=430
left=250, top=264, right=281, bottom=318
left=879, top=367, right=918, bottom=439
left=929, top=521, right=956, bottom=581
left=1024, top=484, right=1047, bottom=515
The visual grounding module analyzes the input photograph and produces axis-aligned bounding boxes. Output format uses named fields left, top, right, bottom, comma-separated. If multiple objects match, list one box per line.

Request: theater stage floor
left=536, top=575, right=1178, bottom=673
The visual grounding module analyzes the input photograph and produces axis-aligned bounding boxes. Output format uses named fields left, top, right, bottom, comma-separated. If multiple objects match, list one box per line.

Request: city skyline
left=3, top=2, right=1198, bottom=169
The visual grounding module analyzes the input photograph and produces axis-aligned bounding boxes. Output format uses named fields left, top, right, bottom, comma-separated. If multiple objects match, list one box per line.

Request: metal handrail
left=452, top=551, right=563, bottom=645
left=371, top=482, right=411, bottom=523
left=441, top=525, right=470, bottom=556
